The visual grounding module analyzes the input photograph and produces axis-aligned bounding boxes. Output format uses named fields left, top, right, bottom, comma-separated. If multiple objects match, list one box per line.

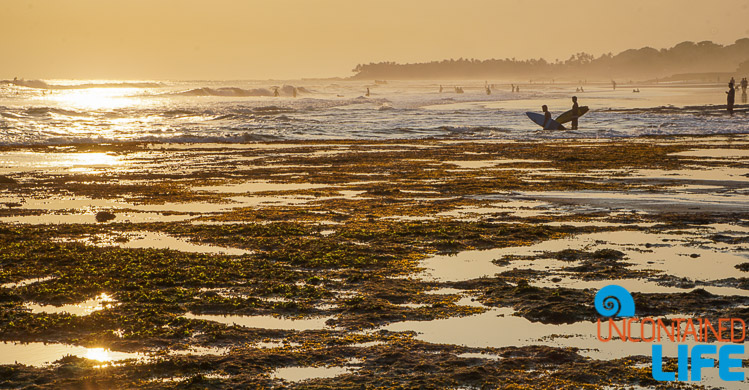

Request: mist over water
left=1, top=79, right=747, bottom=145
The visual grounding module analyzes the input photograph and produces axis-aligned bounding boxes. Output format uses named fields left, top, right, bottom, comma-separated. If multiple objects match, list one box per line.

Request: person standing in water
left=726, top=82, right=735, bottom=116
left=571, top=96, right=580, bottom=130
left=366, top=88, right=370, bottom=97
left=741, top=78, right=748, bottom=93
left=542, top=105, right=552, bottom=129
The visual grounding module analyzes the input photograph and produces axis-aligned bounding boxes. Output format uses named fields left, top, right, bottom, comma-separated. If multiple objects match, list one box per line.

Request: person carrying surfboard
left=542, top=105, right=552, bottom=129
left=571, top=96, right=580, bottom=130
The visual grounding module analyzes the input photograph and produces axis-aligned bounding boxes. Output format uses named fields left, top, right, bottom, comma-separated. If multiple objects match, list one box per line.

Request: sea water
left=1, top=79, right=746, bottom=145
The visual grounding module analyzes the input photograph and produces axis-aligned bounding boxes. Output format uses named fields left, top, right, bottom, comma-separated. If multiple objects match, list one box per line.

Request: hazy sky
left=3, top=0, right=748, bottom=80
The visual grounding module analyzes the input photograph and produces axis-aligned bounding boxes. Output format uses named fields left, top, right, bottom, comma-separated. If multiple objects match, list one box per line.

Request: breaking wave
left=1, top=79, right=163, bottom=90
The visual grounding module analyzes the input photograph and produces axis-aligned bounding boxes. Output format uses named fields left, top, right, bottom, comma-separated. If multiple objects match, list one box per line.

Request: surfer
left=542, top=105, right=552, bottom=129
left=726, top=82, right=735, bottom=116
left=571, top=96, right=580, bottom=130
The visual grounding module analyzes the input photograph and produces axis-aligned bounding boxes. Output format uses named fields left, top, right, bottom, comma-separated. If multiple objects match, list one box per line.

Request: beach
left=4, top=0, right=749, bottom=386
left=0, top=133, right=747, bottom=388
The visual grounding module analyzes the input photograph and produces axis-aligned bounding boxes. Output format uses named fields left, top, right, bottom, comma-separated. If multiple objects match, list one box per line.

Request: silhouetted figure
left=292, top=87, right=297, bottom=98
left=726, top=82, right=735, bottom=116
left=571, top=96, right=580, bottom=130
left=366, top=88, right=370, bottom=97
left=742, top=91, right=748, bottom=104
left=515, top=85, right=520, bottom=92
left=730, top=77, right=735, bottom=86
left=542, top=105, right=552, bottom=129
left=741, top=78, right=748, bottom=93
left=439, top=85, right=443, bottom=93
left=576, top=87, right=580, bottom=92
left=486, top=86, right=491, bottom=95
left=274, top=88, right=280, bottom=97
left=580, top=87, right=584, bottom=92
left=612, top=80, right=617, bottom=90
left=511, top=84, right=515, bottom=92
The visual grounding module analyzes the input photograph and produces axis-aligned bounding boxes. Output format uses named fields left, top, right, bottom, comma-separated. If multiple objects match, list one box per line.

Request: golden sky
left=3, top=0, right=748, bottom=80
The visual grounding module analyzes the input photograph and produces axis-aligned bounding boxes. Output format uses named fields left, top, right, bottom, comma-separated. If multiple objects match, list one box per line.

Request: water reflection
left=0, top=342, right=145, bottom=366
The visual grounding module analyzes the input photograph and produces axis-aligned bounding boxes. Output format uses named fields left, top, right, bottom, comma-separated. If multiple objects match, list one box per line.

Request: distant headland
left=350, top=39, right=749, bottom=82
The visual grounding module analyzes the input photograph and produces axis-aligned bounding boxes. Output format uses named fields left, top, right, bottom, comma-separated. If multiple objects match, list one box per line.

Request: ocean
left=0, top=79, right=747, bottom=145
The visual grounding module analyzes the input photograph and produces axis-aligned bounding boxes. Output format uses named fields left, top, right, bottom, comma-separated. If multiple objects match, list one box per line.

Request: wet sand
left=0, top=135, right=747, bottom=388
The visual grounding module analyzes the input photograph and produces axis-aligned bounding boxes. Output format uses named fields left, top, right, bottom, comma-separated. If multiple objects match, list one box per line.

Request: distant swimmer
left=726, top=82, right=735, bottom=116
left=571, top=96, right=580, bottom=130
left=366, top=87, right=370, bottom=97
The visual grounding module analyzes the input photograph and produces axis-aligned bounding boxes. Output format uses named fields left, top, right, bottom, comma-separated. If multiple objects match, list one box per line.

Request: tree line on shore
left=351, top=39, right=749, bottom=81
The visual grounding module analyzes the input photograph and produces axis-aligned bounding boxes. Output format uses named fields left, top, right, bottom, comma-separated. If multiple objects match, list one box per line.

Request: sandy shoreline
left=0, top=135, right=747, bottom=388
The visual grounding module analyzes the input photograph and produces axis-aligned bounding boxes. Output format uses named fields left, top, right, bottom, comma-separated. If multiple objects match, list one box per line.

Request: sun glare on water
left=47, top=88, right=144, bottom=110
left=86, top=348, right=113, bottom=362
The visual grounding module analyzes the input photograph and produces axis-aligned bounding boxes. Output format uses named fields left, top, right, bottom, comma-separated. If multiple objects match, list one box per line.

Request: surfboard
left=555, top=106, right=589, bottom=124
left=526, top=112, right=565, bottom=130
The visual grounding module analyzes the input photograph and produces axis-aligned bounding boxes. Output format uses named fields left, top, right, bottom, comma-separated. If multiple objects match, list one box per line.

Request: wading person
left=571, top=96, right=580, bottom=130
left=542, top=105, right=552, bottom=129
left=726, top=82, right=735, bottom=116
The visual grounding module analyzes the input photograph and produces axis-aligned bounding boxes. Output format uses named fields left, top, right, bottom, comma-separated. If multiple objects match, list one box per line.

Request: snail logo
left=594, top=285, right=635, bottom=318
